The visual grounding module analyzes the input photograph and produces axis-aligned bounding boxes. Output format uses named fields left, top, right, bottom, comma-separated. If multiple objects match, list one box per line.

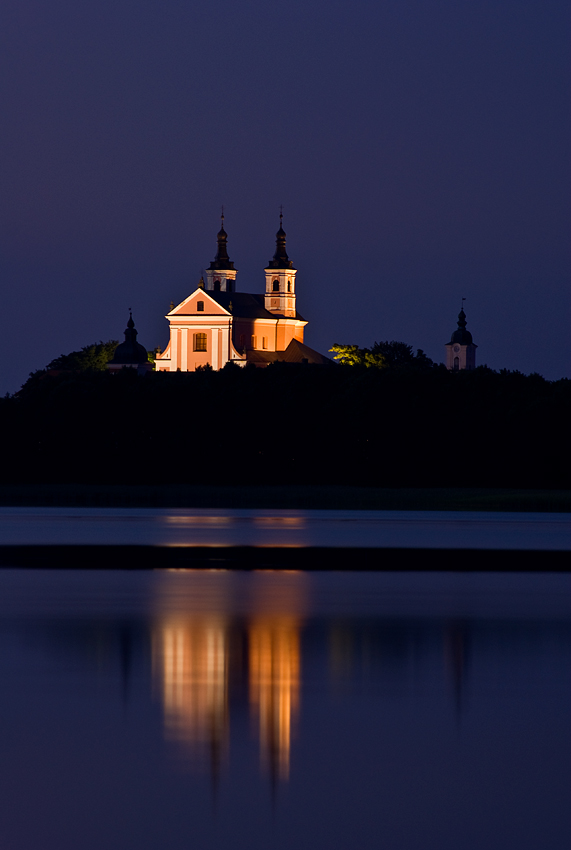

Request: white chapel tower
left=264, top=213, right=297, bottom=318
left=445, top=304, right=477, bottom=370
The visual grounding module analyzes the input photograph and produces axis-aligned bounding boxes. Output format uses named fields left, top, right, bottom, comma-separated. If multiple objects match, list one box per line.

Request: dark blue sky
left=1, top=0, right=569, bottom=392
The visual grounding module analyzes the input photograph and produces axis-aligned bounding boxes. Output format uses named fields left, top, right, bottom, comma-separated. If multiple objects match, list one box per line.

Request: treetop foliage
left=46, top=340, right=119, bottom=372
left=20, top=340, right=119, bottom=393
left=330, top=340, right=435, bottom=371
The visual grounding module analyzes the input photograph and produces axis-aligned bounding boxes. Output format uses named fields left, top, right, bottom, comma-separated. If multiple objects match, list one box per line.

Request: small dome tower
left=108, top=312, right=153, bottom=373
left=445, top=302, right=477, bottom=371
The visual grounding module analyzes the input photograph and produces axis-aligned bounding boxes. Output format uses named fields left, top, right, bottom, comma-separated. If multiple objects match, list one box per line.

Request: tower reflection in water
left=153, top=615, right=229, bottom=770
left=151, top=569, right=307, bottom=782
left=248, top=572, right=304, bottom=781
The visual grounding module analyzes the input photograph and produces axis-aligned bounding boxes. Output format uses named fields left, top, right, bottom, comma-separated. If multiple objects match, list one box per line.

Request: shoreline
left=0, top=545, right=568, bottom=571
left=0, top=484, right=569, bottom=512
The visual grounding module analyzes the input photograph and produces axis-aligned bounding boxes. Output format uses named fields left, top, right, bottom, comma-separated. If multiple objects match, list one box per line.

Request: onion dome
left=208, top=212, right=235, bottom=271
left=109, top=312, right=149, bottom=365
left=268, top=212, right=293, bottom=269
left=450, top=308, right=473, bottom=345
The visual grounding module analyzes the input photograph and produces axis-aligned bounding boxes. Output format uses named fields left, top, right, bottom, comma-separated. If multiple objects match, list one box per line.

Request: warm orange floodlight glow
left=248, top=616, right=301, bottom=781
left=153, top=616, right=229, bottom=767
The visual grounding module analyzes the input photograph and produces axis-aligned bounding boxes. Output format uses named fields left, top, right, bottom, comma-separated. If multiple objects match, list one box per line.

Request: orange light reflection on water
left=152, top=569, right=308, bottom=781
left=248, top=615, right=300, bottom=781
left=152, top=616, right=229, bottom=769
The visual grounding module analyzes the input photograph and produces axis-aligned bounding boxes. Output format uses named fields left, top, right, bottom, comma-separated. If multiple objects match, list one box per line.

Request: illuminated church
left=155, top=215, right=330, bottom=371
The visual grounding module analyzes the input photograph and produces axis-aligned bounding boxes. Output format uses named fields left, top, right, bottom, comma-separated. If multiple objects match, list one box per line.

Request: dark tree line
left=1, top=360, right=569, bottom=488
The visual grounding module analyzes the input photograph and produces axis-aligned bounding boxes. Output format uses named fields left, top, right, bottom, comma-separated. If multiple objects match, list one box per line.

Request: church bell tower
left=445, top=302, right=477, bottom=370
left=205, top=211, right=238, bottom=293
left=264, top=213, right=297, bottom=318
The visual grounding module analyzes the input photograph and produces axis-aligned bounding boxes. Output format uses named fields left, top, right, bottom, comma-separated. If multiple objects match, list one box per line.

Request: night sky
left=1, top=0, right=569, bottom=394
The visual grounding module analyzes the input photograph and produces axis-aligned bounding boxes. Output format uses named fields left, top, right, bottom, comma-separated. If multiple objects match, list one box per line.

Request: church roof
left=245, top=339, right=332, bottom=365
left=446, top=308, right=474, bottom=346
left=109, top=313, right=149, bottom=365
left=209, top=291, right=306, bottom=321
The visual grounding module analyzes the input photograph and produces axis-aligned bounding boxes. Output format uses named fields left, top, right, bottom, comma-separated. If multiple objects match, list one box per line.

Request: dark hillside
left=1, top=365, right=569, bottom=488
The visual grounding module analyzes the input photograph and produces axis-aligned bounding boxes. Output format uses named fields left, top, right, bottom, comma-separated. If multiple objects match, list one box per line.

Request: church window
left=272, top=280, right=279, bottom=292
left=453, top=356, right=459, bottom=371
left=197, top=301, right=204, bottom=312
left=287, top=282, right=291, bottom=292
left=214, top=280, right=221, bottom=291
left=262, top=337, right=268, bottom=349
left=251, top=335, right=257, bottom=349
left=194, top=333, right=207, bottom=352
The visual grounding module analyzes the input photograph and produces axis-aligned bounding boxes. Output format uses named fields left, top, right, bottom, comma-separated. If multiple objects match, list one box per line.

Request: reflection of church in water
left=152, top=573, right=304, bottom=783
left=151, top=571, right=473, bottom=787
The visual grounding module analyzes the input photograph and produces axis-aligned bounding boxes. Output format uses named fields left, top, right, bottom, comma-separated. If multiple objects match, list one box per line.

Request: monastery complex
left=154, top=215, right=330, bottom=371
left=108, top=214, right=478, bottom=373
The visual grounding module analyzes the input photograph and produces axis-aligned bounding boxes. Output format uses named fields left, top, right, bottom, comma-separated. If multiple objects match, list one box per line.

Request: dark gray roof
left=208, top=291, right=305, bottom=322
left=446, top=308, right=474, bottom=345
left=245, top=339, right=332, bottom=366
left=110, top=314, right=149, bottom=365
left=448, top=328, right=473, bottom=345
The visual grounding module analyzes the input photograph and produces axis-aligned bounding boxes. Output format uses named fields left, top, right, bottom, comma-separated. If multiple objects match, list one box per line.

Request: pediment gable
left=168, top=288, right=230, bottom=317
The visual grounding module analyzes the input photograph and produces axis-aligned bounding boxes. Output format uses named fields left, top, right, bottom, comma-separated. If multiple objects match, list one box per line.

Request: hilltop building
left=445, top=307, right=477, bottom=371
left=155, top=216, right=330, bottom=371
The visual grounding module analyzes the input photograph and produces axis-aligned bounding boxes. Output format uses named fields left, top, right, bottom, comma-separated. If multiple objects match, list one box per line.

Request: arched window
left=194, top=333, right=207, bottom=352
left=197, top=301, right=204, bottom=312
left=214, top=280, right=221, bottom=291
left=287, top=281, right=291, bottom=292
left=453, top=356, right=459, bottom=371
left=272, top=280, right=279, bottom=292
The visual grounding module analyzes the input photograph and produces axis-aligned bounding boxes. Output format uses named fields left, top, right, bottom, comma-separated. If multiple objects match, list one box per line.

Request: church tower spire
left=445, top=300, right=477, bottom=371
left=205, top=208, right=238, bottom=293
left=268, top=211, right=293, bottom=270
left=264, top=210, right=297, bottom=317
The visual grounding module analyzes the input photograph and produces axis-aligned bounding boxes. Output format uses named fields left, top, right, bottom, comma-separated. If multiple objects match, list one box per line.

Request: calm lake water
left=0, top=567, right=570, bottom=850
left=0, top=507, right=570, bottom=549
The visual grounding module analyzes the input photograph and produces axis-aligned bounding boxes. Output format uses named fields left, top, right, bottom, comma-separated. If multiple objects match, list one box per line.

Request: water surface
left=0, top=568, right=569, bottom=849
left=0, top=507, right=569, bottom=549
